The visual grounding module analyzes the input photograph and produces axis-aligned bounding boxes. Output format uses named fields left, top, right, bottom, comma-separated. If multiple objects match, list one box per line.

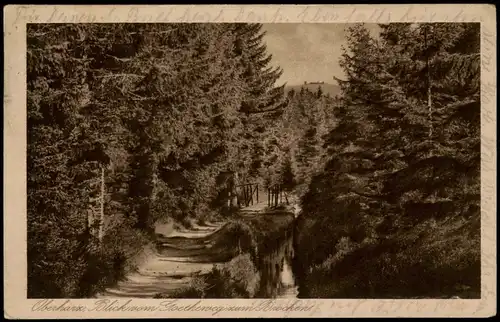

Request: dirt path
left=95, top=222, right=226, bottom=299
left=96, top=195, right=270, bottom=299
left=95, top=190, right=299, bottom=299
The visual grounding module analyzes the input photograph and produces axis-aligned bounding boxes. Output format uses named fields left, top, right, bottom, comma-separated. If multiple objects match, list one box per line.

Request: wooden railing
left=268, top=184, right=289, bottom=208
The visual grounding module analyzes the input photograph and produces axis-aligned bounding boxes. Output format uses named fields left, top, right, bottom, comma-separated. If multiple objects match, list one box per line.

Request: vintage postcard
left=3, top=4, right=497, bottom=319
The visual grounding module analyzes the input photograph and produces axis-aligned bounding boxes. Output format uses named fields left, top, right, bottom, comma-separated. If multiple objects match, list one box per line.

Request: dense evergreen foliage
left=27, top=23, right=286, bottom=298
left=27, top=22, right=480, bottom=299
left=295, top=23, right=480, bottom=298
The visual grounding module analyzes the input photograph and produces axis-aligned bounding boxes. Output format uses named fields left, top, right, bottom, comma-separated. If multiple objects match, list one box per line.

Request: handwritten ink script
left=12, top=5, right=489, bottom=25
left=29, top=298, right=483, bottom=317
left=31, top=299, right=319, bottom=316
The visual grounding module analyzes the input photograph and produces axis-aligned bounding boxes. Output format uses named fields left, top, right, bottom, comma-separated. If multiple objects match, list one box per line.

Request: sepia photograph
left=25, top=20, right=482, bottom=301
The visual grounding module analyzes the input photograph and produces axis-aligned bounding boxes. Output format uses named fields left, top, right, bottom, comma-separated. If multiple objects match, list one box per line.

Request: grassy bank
left=59, top=215, right=222, bottom=298
left=29, top=224, right=153, bottom=299
left=155, top=211, right=295, bottom=298
left=154, top=253, right=261, bottom=299
left=294, top=212, right=480, bottom=299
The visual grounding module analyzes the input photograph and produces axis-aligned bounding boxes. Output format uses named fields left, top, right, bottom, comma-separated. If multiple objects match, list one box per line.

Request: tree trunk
left=275, top=187, right=278, bottom=207
left=98, top=166, right=105, bottom=243
left=87, top=209, right=93, bottom=237
left=268, top=188, right=270, bottom=207
left=231, top=172, right=239, bottom=207
left=425, top=26, right=433, bottom=139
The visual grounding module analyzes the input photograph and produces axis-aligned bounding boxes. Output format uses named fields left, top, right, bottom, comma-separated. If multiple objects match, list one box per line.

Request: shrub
left=300, top=214, right=480, bottom=299
left=155, top=254, right=261, bottom=299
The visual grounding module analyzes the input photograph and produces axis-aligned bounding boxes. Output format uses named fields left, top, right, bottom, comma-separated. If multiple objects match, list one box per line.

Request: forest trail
left=95, top=190, right=280, bottom=299
left=94, top=221, right=225, bottom=299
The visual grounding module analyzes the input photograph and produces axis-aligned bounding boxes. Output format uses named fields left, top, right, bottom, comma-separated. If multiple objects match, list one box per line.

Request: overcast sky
left=262, top=23, right=381, bottom=86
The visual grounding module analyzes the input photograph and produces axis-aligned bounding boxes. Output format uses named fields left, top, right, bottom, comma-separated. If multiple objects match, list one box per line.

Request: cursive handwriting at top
left=10, top=5, right=492, bottom=25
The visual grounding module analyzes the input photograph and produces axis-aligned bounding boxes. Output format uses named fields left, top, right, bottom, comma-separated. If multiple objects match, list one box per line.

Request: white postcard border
left=3, top=4, right=496, bottom=319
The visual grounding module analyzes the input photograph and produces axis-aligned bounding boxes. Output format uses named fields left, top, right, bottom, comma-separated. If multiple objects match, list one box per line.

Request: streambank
left=155, top=211, right=298, bottom=299
left=291, top=213, right=481, bottom=299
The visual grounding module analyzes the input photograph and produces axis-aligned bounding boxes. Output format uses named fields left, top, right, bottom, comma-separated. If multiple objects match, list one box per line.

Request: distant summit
left=284, top=82, right=341, bottom=98
left=303, top=81, right=325, bottom=85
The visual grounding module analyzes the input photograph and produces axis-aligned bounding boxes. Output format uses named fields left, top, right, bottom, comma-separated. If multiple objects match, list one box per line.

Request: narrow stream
left=255, top=224, right=299, bottom=298
left=96, top=213, right=302, bottom=299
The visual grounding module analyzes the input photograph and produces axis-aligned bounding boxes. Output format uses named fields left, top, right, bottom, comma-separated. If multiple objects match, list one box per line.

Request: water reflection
left=255, top=227, right=299, bottom=298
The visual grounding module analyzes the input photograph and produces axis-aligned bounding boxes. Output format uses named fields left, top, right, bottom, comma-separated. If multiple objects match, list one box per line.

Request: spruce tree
left=297, top=23, right=481, bottom=298
left=231, top=23, right=288, bottom=183
left=27, top=22, right=279, bottom=297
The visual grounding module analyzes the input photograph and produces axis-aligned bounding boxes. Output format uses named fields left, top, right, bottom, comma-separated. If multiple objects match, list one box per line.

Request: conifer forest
left=27, top=22, right=480, bottom=299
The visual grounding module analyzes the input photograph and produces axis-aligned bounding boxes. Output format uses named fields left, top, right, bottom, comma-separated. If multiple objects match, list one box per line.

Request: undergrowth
left=154, top=212, right=294, bottom=299
left=155, top=254, right=261, bottom=299
left=296, top=213, right=480, bottom=299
